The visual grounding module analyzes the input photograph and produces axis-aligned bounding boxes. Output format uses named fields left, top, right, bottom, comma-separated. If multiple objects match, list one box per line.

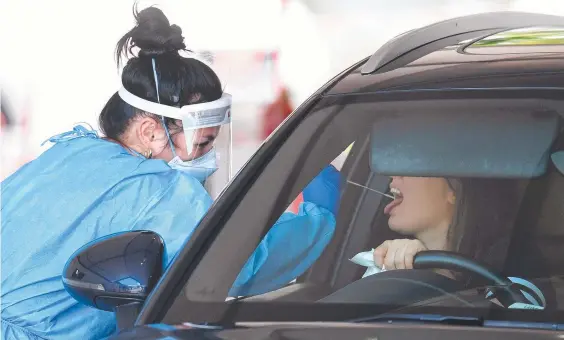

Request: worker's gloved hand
left=302, top=164, right=341, bottom=215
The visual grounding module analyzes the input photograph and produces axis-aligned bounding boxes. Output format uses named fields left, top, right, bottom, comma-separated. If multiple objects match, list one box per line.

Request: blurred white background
left=1, top=0, right=564, bottom=180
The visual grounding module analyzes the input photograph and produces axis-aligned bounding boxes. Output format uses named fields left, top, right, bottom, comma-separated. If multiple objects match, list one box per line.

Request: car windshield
left=162, top=63, right=564, bottom=328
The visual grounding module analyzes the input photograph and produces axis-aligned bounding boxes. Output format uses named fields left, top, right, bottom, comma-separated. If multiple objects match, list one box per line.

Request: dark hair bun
left=116, top=5, right=186, bottom=63
left=132, top=7, right=186, bottom=57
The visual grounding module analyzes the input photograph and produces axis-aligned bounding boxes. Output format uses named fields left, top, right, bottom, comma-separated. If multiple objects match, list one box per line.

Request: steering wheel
left=413, top=251, right=530, bottom=307
left=320, top=251, right=530, bottom=307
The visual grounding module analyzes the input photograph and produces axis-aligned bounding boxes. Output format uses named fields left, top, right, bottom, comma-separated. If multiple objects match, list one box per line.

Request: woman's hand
left=373, top=239, right=427, bottom=270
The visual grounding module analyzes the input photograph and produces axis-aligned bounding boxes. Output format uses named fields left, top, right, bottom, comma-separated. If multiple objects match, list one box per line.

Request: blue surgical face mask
left=168, top=148, right=219, bottom=183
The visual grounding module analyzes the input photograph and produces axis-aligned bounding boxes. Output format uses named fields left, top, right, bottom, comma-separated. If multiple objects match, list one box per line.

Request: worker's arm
left=229, top=165, right=341, bottom=296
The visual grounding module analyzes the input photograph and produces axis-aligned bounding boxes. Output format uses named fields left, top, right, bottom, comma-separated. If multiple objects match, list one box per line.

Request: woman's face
left=152, top=126, right=219, bottom=162
left=385, top=176, right=456, bottom=236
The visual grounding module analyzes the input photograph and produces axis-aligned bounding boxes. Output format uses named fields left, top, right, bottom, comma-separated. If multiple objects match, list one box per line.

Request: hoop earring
left=143, top=149, right=153, bottom=159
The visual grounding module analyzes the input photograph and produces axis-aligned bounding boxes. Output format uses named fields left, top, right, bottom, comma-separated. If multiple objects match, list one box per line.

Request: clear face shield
left=168, top=102, right=232, bottom=198
left=118, top=59, right=232, bottom=198
left=203, top=122, right=231, bottom=198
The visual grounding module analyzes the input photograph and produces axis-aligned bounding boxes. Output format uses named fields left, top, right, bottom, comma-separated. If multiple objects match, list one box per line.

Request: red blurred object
left=261, top=87, right=294, bottom=140
left=254, top=50, right=278, bottom=62
left=1, top=111, right=8, bottom=127
left=288, top=192, right=304, bottom=214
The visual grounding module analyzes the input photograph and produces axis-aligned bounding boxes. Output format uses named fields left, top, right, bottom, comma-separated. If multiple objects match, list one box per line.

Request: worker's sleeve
left=229, top=165, right=341, bottom=296
left=131, top=173, right=213, bottom=264
left=302, top=165, right=341, bottom=215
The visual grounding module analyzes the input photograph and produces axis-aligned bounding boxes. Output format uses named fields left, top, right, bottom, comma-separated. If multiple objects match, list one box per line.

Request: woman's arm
left=229, top=165, right=341, bottom=296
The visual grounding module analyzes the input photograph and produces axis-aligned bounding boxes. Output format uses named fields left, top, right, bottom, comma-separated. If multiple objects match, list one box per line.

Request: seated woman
left=371, top=176, right=520, bottom=278
left=355, top=176, right=553, bottom=309
left=324, top=176, right=552, bottom=308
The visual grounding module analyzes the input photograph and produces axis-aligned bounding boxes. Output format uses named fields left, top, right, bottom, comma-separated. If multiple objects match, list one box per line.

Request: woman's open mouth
left=384, top=187, right=403, bottom=215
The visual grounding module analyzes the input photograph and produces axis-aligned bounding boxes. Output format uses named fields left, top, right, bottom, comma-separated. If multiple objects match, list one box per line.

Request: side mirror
left=62, top=230, right=166, bottom=315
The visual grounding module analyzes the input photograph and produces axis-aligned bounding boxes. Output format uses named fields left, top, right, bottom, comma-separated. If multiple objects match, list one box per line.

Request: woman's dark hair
left=446, top=178, right=559, bottom=307
left=99, top=5, right=223, bottom=142
left=446, top=178, right=521, bottom=273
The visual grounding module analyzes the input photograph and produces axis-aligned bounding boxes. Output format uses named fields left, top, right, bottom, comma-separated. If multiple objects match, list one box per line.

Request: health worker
left=0, top=6, right=340, bottom=340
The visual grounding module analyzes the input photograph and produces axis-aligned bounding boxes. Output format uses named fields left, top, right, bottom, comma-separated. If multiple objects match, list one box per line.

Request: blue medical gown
left=229, top=164, right=341, bottom=296
left=1, top=129, right=339, bottom=339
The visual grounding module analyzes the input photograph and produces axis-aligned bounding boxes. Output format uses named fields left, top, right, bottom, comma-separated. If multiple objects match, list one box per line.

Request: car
left=62, top=11, right=564, bottom=339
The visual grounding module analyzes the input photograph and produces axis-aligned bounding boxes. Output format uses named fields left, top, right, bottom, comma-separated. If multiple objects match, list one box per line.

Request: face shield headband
left=117, top=58, right=232, bottom=182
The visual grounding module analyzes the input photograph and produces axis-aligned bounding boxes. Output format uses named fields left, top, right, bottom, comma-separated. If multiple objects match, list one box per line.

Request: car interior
left=239, top=105, right=564, bottom=311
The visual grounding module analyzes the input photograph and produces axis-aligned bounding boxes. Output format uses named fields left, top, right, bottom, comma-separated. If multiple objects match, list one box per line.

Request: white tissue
left=350, top=249, right=385, bottom=278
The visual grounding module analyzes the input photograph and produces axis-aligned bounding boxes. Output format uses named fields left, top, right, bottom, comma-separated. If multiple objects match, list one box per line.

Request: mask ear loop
left=151, top=58, right=178, bottom=157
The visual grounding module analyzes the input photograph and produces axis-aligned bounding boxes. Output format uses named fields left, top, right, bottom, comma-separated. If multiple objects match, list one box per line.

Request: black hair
left=446, top=178, right=520, bottom=276
left=99, top=4, right=223, bottom=142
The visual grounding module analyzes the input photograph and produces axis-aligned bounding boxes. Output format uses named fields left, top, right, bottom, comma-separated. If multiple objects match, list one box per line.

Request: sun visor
left=370, top=110, right=559, bottom=178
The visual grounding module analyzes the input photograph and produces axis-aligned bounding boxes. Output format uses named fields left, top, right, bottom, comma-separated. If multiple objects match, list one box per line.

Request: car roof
left=327, top=26, right=564, bottom=95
